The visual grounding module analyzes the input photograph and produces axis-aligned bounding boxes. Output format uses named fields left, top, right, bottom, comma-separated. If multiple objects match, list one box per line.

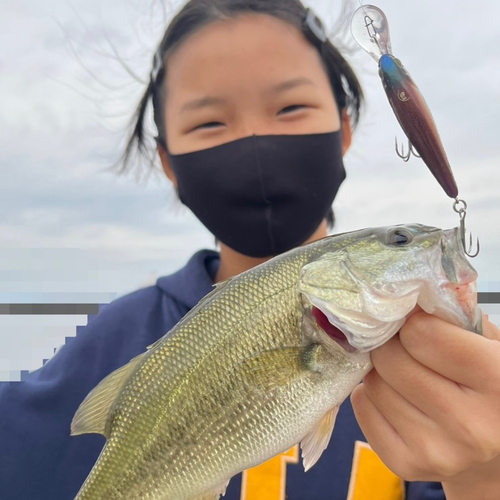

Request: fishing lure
left=350, top=5, right=479, bottom=257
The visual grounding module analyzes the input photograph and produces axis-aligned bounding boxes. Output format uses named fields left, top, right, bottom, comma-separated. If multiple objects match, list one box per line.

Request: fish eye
left=389, top=229, right=413, bottom=246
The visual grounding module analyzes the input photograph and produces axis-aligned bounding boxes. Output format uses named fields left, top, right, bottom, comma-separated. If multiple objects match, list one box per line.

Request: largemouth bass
left=71, top=224, right=481, bottom=500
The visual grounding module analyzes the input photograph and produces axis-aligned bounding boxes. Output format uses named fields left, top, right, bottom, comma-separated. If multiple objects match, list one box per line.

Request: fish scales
left=72, top=225, right=480, bottom=500
left=76, top=242, right=336, bottom=499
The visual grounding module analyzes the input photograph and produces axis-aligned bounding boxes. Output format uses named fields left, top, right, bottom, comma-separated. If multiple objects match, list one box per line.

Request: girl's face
left=159, top=13, right=351, bottom=171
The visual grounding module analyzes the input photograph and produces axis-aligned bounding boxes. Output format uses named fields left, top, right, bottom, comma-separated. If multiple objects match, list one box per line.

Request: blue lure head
left=379, top=54, right=397, bottom=73
left=379, top=54, right=410, bottom=83
left=377, top=54, right=412, bottom=97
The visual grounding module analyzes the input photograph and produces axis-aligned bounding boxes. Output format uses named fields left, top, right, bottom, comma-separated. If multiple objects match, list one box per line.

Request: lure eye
left=389, top=229, right=413, bottom=246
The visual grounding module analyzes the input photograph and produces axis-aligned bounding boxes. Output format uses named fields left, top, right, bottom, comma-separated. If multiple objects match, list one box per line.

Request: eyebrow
left=180, top=96, right=229, bottom=114
left=179, top=77, right=316, bottom=114
left=267, top=77, right=316, bottom=95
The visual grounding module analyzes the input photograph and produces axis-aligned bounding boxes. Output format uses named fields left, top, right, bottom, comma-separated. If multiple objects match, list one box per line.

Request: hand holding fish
left=351, top=312, right=500, bottom=499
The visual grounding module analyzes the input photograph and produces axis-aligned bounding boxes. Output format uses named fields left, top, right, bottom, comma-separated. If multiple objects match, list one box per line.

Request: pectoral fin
left=71, top=353, right=144, bottom=438
left=238, top=345, right=322, bottom=392
left=300, top=406, right=339, bottom=472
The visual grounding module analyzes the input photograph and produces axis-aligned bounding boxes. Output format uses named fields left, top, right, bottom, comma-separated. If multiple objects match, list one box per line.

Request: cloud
left=1, top=0, right=499, bottom=378
left=2, top=0, right=499, bottom=274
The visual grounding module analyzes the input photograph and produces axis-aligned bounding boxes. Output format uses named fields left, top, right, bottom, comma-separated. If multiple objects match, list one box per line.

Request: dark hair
left=119, top=0, right=364, bottom=173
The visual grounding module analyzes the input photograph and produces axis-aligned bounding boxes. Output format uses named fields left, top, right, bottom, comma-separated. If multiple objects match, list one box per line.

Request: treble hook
left=395, top=137, right=421, bottom=162
left=453, top=199, right=480, bottom=258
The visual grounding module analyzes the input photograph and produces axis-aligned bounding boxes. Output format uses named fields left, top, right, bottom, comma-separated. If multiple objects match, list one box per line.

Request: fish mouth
left=437, top=228, right=481, bottom=333
left=311, top=306, right=357, bottom=353
left=304, top=289, right=407, bottom=354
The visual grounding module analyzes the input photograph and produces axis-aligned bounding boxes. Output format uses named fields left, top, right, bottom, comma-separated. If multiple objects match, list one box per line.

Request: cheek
left=157, top=147, right=178, bottom=188
left=161, top=80, right=185, bottom=154
left=162, top=104, right=176, bottom=152
left=319, top=94, right=342, bottom=130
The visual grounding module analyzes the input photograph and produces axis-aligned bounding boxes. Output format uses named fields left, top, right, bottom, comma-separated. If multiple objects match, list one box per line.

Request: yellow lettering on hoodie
left=346, top=441, right=405, bottom=500
left=240, top=441, right=403, bottom=500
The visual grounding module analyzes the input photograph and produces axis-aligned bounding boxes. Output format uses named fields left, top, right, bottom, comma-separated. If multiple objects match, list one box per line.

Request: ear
left=340, top=109, right=352, bottom=155
left=157, top=141, right=178, bottom=188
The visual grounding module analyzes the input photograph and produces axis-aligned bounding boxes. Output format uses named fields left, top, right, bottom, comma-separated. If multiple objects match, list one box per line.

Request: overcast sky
left=1, top=0, right=499, bottom=379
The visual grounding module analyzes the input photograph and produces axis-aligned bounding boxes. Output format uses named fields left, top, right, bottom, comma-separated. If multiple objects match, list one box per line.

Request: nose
left=234, top=111, right=274, bottom=139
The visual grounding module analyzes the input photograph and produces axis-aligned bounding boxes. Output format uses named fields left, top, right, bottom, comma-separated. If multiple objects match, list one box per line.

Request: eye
left=191, top=122, right=224, bottom=131
left=278, top=105, right=307, bottom=115
left=389, top=229, right=413, bottom=246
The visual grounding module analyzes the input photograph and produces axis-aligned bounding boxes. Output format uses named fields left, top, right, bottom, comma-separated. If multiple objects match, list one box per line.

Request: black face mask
left=167, top=131, right=346, bottom=258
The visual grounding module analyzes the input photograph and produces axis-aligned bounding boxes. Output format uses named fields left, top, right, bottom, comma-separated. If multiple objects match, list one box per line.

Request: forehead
left=164, top=13, right=329, bottom=101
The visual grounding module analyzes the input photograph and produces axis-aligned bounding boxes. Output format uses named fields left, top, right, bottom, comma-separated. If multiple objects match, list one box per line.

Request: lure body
left=378, top=54, right=458, bottom=198
left=351, top=5, right=479, bottom=257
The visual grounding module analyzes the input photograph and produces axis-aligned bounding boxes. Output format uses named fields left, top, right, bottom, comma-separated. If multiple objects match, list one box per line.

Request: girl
left=1, top=1, right=499, bottom=499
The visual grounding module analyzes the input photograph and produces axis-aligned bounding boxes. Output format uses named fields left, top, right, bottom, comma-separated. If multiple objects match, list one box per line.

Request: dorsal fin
left=146, top=279, right=233, bottom=352
left=146, top=337, right=163, bottom=351
left=196, top=278, right=232, bottom=306
left=71, top=353, right=144, bottom=438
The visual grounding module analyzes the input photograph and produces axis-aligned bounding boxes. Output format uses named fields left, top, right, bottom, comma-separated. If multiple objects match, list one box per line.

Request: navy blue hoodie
left=0, top=250, right=444, bottom=500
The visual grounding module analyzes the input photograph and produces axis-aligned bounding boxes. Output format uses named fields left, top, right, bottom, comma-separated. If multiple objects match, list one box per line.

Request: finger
left=361, top=369, right=435, bottom=439
left=352, top=382, right=488, bottom=482
left=398, top=311, right=500, bottom=390
left=482, top=315, right=500, bottom=341
left=350, top=384, right=414, bottom=480
left=371, top=334, right=464, bottom=420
